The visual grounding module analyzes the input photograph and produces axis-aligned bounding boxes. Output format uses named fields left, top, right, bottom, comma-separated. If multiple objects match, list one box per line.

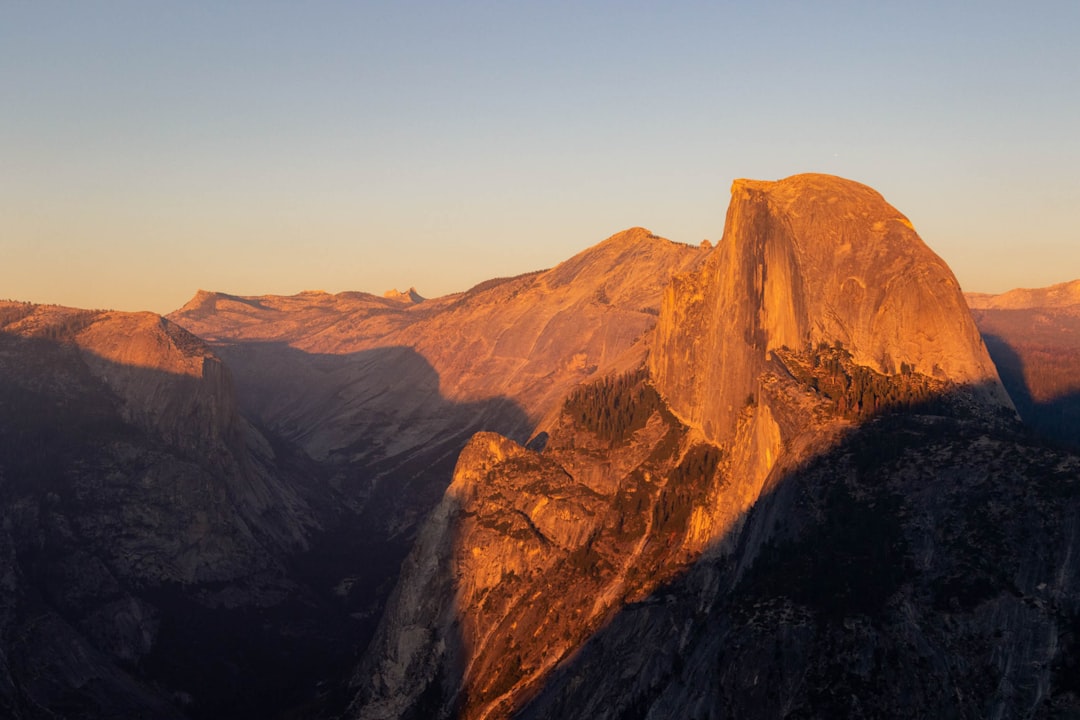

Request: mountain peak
left=731, top=173, right=915, bottom=229
left=382, top=287, right=425, bottom=303
left=652, top=173, right=1011, bottom=443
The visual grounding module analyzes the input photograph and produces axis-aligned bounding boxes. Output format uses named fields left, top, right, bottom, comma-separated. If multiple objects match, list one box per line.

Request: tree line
left=564, top=367, right=662, bottom=444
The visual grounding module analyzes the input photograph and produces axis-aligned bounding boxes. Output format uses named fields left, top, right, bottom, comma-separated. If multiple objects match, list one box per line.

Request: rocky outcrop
left=74, top=310, right=239, bottom=453
left=352, top=376, right=727, bottom=720
left=515, top=414, right=1080, bottom=720
left=651, top=174, right=1011, bottom=446
left=384, top=287, right=426, bottom=303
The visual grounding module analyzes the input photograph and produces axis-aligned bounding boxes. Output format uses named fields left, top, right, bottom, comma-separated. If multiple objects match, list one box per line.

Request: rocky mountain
left=966, top=281, right=1080, bottom=450
left=167, top=229, right=707, bottom=573
left=1, top=228, right=707, bottom=719
left=652, top=175, right=1011, bottom=447
left=348, top=175, right=1079, bottom=719
left=0, top=303, right=345, bottom=718
left=513, top=408, right=1080, bottom=720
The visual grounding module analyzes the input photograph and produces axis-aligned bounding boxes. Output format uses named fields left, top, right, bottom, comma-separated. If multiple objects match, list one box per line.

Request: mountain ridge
left=966, top=278, right=1080, bottom=310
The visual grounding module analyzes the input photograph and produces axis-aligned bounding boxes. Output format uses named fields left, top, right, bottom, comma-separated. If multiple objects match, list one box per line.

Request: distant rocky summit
left=383, top=286, right=426, bottom=303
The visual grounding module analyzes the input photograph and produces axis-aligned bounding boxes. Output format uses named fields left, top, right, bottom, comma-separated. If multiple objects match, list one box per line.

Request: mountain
left=0, top=302, right=347, bottom=718
left=168, top=229, right=707, bottom=539
left=966, top=279, right=1080, bottom=310
left=0, top=228, right=707, bottom=718
left=652, top=175, right=1011, bottom=446
left=966, top=281, right=1080, bottom=450
left=347, top=175, right=1078, bottom=719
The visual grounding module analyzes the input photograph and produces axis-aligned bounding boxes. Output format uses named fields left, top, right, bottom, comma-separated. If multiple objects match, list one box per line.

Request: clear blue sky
left=2, top=1, right=1078, bottom=313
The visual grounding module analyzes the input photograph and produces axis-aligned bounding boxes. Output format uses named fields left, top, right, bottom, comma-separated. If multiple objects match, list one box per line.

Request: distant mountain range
left=1, top=174, right=1078, bottom=719
left=966, top=283, right=1080, bottom=451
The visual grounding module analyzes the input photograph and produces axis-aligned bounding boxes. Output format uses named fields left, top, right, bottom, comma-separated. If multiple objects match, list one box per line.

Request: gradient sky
left=2, top=1, right=1078, bottom=313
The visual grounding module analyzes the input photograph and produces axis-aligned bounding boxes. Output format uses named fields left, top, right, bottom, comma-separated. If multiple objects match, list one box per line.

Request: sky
left=2, top=1, right=1078, bottom=314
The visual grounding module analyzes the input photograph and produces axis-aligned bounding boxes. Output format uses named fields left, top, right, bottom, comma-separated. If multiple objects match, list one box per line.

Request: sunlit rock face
left=351, top=379, right=724, bottom=720
left=349, top=175, right=1037, bottom=720
left=651, top=173, right=1011, bottom=446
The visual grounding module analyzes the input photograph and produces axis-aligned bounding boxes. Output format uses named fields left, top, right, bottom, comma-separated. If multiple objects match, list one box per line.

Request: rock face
left=75, top=310, right=239, bottom=454
left=346, top=175, right=1070, bottom=720
left=383, top=286, right=426, bottom=303
left=514, top=413, right=1080, bottom=720
left=651, top=174, right=1011, bottom=446
left=351, top=374, right=722, bottom=719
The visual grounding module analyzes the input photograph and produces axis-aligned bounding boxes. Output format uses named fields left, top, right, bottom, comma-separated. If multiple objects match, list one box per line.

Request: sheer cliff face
left=651, top=173, right=1010, bottom=445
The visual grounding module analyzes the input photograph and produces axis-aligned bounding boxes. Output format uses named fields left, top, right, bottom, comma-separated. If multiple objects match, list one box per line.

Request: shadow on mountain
left=206, top=340, right=534, bottom=691
left=510, top=383, right=1080, bottom=719
left=398, top=379, right=1080, bottom=720
left=983, top=332, right=1080, bottom=452
left=0, top=330, right=529, bottom=719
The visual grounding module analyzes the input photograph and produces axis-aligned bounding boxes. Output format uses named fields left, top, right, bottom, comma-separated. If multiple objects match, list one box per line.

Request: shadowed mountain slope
left=966, top=282, right=1080, bottom=451
left=515, top=403, right=1080, bottom=720
left=0, top=303, right=338, bottom=718
left=167, top=229, right=707, bottom=530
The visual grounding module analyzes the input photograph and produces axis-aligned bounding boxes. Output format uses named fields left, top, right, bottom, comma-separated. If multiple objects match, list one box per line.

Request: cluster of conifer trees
left=35, top=311, right=100, bottom=342
left=0, top=302, right=34, bottom=328
left=563, top=367, right=661, bottom=444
